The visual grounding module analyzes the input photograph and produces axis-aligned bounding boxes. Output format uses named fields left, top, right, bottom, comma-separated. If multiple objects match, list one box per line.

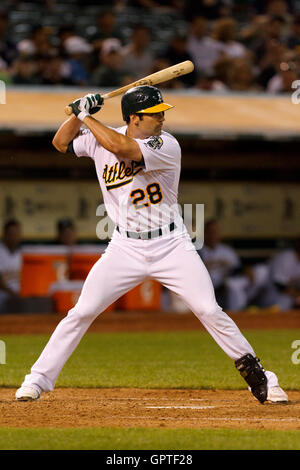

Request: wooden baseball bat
left=64, top=60, right=194, bottom=115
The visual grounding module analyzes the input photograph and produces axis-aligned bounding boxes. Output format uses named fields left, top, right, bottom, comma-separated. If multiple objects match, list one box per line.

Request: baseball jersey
left=0, top=242, right=22, bottom=293
left=72, top=126, right=182, bottom=232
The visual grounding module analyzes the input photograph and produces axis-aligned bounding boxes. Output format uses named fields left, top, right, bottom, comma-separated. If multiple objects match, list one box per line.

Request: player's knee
left=194, top=301, right=221, bottom=319
left=68, top=303, right=102, bottom=322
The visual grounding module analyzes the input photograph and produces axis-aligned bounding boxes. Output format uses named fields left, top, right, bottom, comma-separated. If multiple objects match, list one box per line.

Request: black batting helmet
left=121, top=85, right=173, bottom=121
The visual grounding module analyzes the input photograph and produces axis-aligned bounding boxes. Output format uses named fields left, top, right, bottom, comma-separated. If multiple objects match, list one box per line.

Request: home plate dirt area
left=1, top=311, right=300, bottom=431
left=1, top=388, right=300, bottom=431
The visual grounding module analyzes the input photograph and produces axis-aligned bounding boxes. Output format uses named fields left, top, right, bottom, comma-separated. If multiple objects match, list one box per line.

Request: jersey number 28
left=130, top=183, right=163, bottom=210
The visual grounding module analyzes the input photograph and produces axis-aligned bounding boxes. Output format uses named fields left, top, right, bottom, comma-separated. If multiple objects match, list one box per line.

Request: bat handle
left=64, top=94, right=107, bottom=115
left=65, top=105, right=73, bottom=116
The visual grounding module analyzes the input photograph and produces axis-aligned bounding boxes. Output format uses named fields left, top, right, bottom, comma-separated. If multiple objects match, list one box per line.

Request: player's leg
left=150, top=235, right=254, bottom=359
left=150, top=235, right=288, bottom=403
left=17, top=239, right=147, bottom=396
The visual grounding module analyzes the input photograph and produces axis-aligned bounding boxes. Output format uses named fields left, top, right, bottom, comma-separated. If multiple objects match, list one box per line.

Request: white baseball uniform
left=21, top=125, right=256, bottom=393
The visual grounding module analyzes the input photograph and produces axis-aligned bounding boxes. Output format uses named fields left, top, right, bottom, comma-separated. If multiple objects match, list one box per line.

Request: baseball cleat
left=15, top=385, right=41, bottom=402
left=250, top=383, right=268, bottom=404
left=235, top=354, right=268, bottom=404
left=267, top=385, right=288, bottom=403
left=234, top=355, right=289, bottom=404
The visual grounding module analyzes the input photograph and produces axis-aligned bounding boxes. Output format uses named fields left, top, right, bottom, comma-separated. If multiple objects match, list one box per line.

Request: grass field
left=1, top=329, right=300, bottom=389
left=1, top=328, right=300, bottom=450
left=0, top=427, right=300, bottom=450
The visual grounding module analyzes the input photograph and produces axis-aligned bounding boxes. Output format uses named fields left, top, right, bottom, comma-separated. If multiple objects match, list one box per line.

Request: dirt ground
left=1, top=388, right=300, bottom=431
left=1, top=311, right=299, bottom=431
left=0, top=310, right=300, bottom=334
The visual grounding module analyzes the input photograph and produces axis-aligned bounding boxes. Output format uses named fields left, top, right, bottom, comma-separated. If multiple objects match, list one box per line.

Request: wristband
left=77, top=110, right=90, bottom=122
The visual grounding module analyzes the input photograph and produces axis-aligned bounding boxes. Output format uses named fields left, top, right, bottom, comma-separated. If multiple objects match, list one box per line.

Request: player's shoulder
left=161, top=130, right=180, bottom=146
left=79, top=125, right=126, bottom=149
left=161, top=131, right=180, bottom=149
left=142, top=131, right=180, bottom=153
left=76, top=126, right=96, bottom=144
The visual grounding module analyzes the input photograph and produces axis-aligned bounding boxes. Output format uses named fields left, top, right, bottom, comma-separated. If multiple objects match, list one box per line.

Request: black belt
left=116, top=222, right=176, bottom=240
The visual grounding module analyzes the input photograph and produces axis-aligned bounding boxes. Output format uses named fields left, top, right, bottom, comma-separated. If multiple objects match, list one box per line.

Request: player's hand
left=84, top=93, right=104, bottom=114
left=69, top=93, right=104, bottom=121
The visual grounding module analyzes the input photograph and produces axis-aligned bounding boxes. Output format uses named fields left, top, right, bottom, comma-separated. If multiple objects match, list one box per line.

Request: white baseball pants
left=23, top=228, right=255, bottom=392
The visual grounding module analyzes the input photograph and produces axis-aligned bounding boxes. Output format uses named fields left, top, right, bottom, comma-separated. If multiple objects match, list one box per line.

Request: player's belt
left=116, top=222, right=176, bottom=240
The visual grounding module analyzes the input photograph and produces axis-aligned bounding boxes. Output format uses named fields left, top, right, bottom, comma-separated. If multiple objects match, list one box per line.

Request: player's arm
left=83, top=116, right=142, bottom=162
left=52, top=115, right=82, bottom=153
left=57, top=93, right=142, bottom=161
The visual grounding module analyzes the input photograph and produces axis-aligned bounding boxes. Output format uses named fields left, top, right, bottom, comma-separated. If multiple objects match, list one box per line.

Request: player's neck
left=126, top=124, right=153, bottom=140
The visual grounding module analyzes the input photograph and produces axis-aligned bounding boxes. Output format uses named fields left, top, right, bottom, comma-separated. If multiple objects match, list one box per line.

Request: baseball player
left=16, top=86, right=288, bottom=403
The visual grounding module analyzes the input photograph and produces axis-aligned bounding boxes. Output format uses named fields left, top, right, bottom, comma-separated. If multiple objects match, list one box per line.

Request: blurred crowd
left=1, top=0, right=300, bottom=93
left=1, top=217, right=300, bottom=313
left=198, top=219, right=300, bottom=313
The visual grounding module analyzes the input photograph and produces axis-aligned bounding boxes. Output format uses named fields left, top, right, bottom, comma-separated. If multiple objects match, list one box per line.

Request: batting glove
left=69, top=93, right=104, bottom=121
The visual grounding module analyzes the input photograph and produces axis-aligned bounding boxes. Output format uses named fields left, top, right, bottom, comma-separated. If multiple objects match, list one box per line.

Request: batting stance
left=16, top=86, right=287, bottom=404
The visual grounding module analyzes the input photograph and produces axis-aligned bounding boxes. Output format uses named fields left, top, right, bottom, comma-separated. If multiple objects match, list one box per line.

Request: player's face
left=133, top=112, right=165, bottom=137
